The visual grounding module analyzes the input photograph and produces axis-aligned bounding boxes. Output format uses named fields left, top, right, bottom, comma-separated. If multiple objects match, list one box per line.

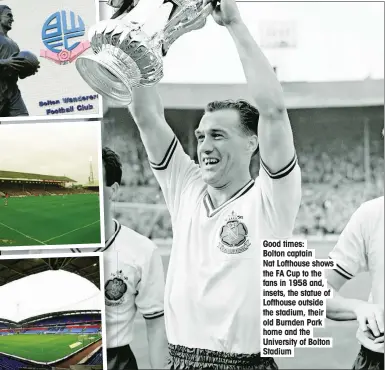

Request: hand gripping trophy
left=75, top=0, right=215, bottom=105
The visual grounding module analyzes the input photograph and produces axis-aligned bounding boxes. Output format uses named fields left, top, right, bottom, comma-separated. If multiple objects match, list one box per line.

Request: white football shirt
left=329, top=196, right=384, bottom=353
left=11, top=219, right=165, bottom=349
left=150, top=136, right=301, bottom=354
left=100, top=220, right=165, bottom=348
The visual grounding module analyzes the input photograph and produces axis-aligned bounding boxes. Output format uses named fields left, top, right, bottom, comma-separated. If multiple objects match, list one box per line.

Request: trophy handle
left=161, top=1, right=215, bottom=56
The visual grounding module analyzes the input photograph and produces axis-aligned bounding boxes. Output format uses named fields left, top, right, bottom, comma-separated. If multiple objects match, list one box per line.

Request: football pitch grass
left=0, top=194, right=101, bottom=247
left=131, top=241, right=372, bottom=369
left=0, top=333, right=102, bottom=362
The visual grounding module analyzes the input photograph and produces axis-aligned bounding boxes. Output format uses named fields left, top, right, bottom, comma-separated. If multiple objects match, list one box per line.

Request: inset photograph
left=0, top=121, right=104, bottom=249
left=0, top=253, right=106, bottom=369
left=0, top=0, right=101, bottom=121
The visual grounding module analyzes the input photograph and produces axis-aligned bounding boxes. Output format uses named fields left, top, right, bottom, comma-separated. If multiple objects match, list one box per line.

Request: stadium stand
left=84, top=349, right=103, bottom=366
left=19, top=320, right=101, bottom=337
left=0, top=259, right=103, bottom=369
left=0, top=354, right=51, bottom=369
left=103, top=103, right=384, bottom=238
left=0, top=171, right=96, bottom=198
left=3, top=314, right=101, bottom=335
left=29, top=314, right=101, bottom=326
left=0, top=311, right=102, bottom=368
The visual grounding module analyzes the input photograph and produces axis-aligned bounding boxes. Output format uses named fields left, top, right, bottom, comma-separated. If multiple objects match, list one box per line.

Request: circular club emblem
left=40, top=10, right=90, bottom=65
left=105, top=277, right=127, bottom=304
left=218, top=211, right=251, bottom=254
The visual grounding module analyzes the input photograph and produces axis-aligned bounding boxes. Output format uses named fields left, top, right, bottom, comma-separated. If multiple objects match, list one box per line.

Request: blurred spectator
left=105, top=110, right=383, bottom=238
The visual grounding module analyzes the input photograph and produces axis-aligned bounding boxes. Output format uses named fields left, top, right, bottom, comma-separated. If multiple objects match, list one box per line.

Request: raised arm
left=128, top=85, right=201, bottom=219
left=210, top=0, right=295, bottom=172
left=128, top=86, right=175, bottom=164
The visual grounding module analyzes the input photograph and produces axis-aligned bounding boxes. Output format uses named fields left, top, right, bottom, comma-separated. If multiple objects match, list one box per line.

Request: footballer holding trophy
left=76, top=0, right=216, bottom=104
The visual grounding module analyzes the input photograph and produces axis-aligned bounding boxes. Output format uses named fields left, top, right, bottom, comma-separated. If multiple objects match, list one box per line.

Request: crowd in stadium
left=0, top=185, right=96, bottom=197
left=112, top=121, right=383, bottom=238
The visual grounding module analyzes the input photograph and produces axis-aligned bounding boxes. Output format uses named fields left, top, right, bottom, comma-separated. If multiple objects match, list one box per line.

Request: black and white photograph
left=0, top=0, right=383, bottom=370
left=0, top=253, right=106, bottom=369
left=0, top=0, right=101, bottom=121
left=98, top=0, right=384, bottom=369
left=0, top=120, right=104, bottom=249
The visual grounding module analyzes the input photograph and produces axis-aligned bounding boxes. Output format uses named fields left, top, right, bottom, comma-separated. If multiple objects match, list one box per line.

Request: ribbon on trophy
left=75, top=0, right=216, bottom=105
left=40, top=41, right=91, bottom=65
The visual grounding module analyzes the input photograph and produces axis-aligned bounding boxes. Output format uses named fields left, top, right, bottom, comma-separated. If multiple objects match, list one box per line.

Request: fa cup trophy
left=75, top=0, right=215, bottom=105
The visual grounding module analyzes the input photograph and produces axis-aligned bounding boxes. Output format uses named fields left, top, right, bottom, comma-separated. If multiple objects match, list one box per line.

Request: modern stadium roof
left=0, top=256, right=100, bottom=288
left=0, top=170, right=76, bottom=183
left=0, top=258, right=102, bottom=322
left=0, top=310, right=101, bottom=326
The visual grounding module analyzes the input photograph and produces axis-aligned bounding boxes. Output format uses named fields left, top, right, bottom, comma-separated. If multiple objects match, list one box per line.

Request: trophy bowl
left=75, top=0, right=215, bottom=105
left=76, top=20, right=164, bottom=105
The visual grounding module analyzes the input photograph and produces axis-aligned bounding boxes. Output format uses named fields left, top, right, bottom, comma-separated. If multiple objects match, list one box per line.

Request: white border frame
left=0, top=120, right=106, bottom=251
left=0, top=0, right=103, bottom=123
left=0, top=251, right=107, bottom=370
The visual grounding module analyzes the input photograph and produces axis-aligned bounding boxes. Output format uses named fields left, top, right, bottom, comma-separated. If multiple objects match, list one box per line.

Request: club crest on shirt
left=105, top=270, right=128, bottom=306
left=218, top=211, right=250, bottom=254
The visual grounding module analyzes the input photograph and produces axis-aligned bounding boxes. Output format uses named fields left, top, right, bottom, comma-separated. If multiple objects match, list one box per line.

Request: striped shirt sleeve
left=135, top=246, right=165, bottom=320
left=329, top=205, right=368, bottom=279
left=149, top=136, right=201, bottom=220
left=259, top=154, right=302, bottom=238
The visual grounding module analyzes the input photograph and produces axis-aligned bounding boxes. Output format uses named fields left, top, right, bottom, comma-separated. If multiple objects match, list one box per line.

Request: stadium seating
left=30, top=314, right=101, bottom=326
left=84, top=349, right=103, bottom=365
left=82, top=328, right=99, bottom=334
left=0, top=329, right=14, bottom=335
left=23, top=329, right=45, bottom=334
left=0, top=354, right=48, bottom=370
left=0, top=313, right=102, bottom=369
left=70, top=328, right=84, bottom=333
left=111, top=116, right=384, bottom=238
left=0, top=183, right=96, bottom=197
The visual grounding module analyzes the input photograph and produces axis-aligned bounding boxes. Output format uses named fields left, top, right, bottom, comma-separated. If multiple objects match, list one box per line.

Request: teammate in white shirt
left=326, top=194, right=384, bottom=370
left=101, top=146, right=168, bottom=370
left=128, top=0, right=301, bottom=368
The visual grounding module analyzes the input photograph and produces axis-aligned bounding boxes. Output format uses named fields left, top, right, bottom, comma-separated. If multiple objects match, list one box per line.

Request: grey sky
left=0, top=122, right=100, bottom=184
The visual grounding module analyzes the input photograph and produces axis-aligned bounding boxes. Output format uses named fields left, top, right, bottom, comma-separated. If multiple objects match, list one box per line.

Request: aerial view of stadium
left=100, top=1, right=383, bottom=369
left=0, top=255, right=104, bottom=369
left=0, top=121, right=102, bottom=248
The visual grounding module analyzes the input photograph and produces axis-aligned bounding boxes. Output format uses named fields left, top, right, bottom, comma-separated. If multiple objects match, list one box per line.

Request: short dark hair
left=102, top=147, right=122, bottom=186
left=205, top=99, right=259, bottom=137
left=0, top=6, right=11, bottom=16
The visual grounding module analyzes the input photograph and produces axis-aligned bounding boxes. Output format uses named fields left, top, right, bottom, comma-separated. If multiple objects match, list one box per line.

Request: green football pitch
left=0, top=194, right=101, bottom=247
left=0, top=333, right=102, bottom=362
